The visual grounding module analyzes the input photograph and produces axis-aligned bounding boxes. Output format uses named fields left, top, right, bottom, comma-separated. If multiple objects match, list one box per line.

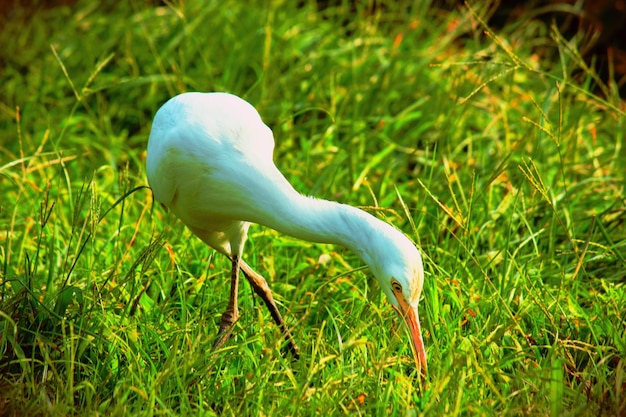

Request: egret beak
left=392, top=292, right=427, bottom=375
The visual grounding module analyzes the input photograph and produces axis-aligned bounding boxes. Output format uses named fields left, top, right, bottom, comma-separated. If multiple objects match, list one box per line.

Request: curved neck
left=248, top=177, right=400, bottom=270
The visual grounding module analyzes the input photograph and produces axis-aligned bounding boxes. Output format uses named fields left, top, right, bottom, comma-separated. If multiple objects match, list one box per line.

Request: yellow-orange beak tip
left=392, top=297, right=427, bottom=376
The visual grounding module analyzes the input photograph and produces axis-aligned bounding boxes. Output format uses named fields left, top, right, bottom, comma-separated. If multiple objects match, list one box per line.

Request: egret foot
left=212, top=255, right=241, bottom=351
left=240, top=259, right=300, bottom=359
left=212, top=310, right=239, bottom=351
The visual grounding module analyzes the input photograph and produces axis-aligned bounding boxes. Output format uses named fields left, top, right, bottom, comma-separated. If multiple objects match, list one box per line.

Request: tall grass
left=1, top=0, right=624, bottom=415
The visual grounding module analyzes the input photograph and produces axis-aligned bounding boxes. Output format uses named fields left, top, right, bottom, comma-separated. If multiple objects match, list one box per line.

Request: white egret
left=146, top=92, right=427, bottom=373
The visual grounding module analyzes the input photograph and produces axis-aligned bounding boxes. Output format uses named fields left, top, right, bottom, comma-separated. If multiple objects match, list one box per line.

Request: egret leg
left=239, top=259, right=300, bottom=359
left=212, top=254, right=241, bottom=351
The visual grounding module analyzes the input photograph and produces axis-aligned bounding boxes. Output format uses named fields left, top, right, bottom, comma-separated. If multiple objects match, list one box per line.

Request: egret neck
left=250, top=170, right=427, bottom=371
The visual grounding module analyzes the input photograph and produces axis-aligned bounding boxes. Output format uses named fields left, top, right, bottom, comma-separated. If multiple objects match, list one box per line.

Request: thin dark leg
left=239, top=259, right=299, bottom=359
left=212, top=255, right=241, bottom=351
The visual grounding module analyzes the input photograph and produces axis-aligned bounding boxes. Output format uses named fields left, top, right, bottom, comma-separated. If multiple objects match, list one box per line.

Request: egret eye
left=391, top=280, right=402, bottom=293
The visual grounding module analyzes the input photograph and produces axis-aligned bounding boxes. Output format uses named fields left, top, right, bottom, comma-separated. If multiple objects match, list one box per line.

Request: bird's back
left=148, top=92, right=275, bottom=169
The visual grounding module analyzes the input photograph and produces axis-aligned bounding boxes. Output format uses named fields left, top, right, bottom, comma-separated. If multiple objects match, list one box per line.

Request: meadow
left=1, top=1, right=625, bottom=415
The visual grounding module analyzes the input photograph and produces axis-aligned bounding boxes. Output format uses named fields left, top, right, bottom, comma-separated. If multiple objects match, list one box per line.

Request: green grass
left=1, top=0, right=625, bottom=415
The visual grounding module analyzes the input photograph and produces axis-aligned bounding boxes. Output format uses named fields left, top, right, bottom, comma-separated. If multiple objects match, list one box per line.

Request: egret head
left=369, top=228, right=427, bottom=374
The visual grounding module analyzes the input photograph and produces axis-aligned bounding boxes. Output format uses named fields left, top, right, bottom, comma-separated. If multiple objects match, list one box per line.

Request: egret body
left=146, top=92, right=427, bottom=372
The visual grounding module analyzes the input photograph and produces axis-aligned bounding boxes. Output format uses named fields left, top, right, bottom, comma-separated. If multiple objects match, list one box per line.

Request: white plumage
left=146, top=92, right=427, bottom=372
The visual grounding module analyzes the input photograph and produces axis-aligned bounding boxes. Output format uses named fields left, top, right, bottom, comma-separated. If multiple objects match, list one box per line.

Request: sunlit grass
left=1, top=0, right=625, bottom=415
